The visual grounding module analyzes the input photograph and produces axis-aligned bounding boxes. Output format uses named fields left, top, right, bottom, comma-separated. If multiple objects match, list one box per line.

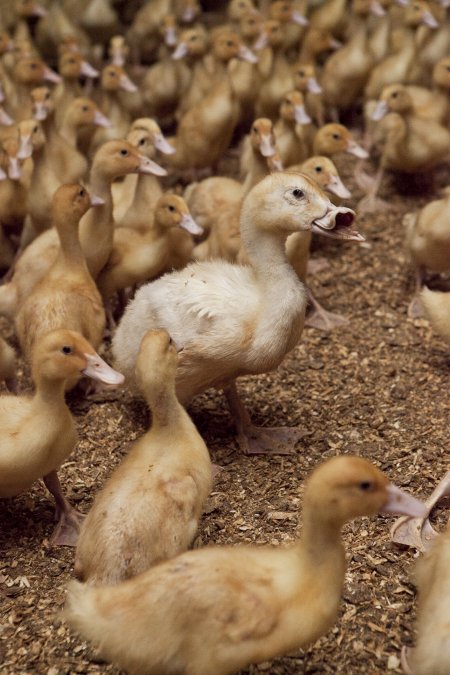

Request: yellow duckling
left=15, top=184, right=105, bottom=364
left=65, top=455, right=426, bottom=674
left=0, top=140, right=162, bottom=320
left=0, top=328, right=123, bottom=546
left=274, top=90, right=312, bottom=167
left=112, top=172, right=361, bottom=455
left=254, top=19, right=293, bottom=121
left=421, top=287, right=450, bottom=346
left=90, top=64, right=138, bottom=151
left=404, top=518, right=450, bottom=675
left=313, top=123, right=369, bottom=159
left=53, top=50, right=99, bottom=128
left=360, top=84, right=450, bottom=212
left=10, top=55, right=61, bottom=119
left=292, top=61, right=324, bottom=127
left=74, top=329, right=212, bottom=585
left=97, top=194, right=202, bottom=321
left=171, top=24, right=209, bottom=119
left=404, top=186, right=450, bottom=317
left=405, top=56, right=450, bottom=125
left=0, top=334, right=16, bottom=393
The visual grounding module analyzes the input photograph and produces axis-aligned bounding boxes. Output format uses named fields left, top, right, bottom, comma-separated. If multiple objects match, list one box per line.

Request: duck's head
left=0, top=32, right=14, bottom=57
left=172, top=26, right=208, bottom=60
left=300, top=156, right=351, bottom=199
left=314, top=124, right=369, bottom=159
left=64, top=98, right=111, bottom=130
left=177, top=0, right=200, bottom=23
left=14, top=57, right=61, bottom=86
left=58, top=36, right=81, bottom=58
left=433, top=56, right=450, bottom=90
left=404, top=0, right=439, bottom=28
left=292, top=62, right=322, bottom=94
left=279, top=90, right=311, bottom=125
left=243, top=171, right=362, bottom=241
left=303, top=29, right=341, bottom=56
left=15, top=0, right=47, bottom=20
left=253, top=20, right=283, bottom=50
left=303, top=456, right=427, bottom=528
left=51, top=183, right=104, bottom=225
left=17, top=118, right=45, bottom=159
left=158, top=14, right=178, bottom=48
left=269, top=1, right=309, bottom=26
left=239, top=9, right=263, bottom=42
left=135, top=329, right=178, bottom=395
left=154, top=194, right=202, bottom=235
left=30, top=85, right=53, bottom=121
left=33, top=329, right=124, bottom=386
left=249, top=118, right=277, bottom=157
left=129, top=118, right=175, bottom=155
left=371, top=84, right=412, bottom=121
left=352, top=0, right=386, bottom=16
left=58, top=51, right=99, bottom=81
left=228, top=0, right=257, bottom=22
left=212, top=31, right=257, bottom=64
left=100, top=64, right=137, bottom=93
left=92, top=140, right=168, bottom=181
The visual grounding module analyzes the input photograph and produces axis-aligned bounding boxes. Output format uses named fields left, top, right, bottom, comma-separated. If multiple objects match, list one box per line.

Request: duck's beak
left=93, top=110, right=112, bottom=128
left=138, top=155, right=168, bottom=176
left=119, top=73, right=138, bottom=93
left=43, top=66, right=62, bottom=84
left=380, top=484, right=427, bottom=518
left=253, top=31, right=269, bottom=51
left=371, top=100, right=389, bottom=121
left=0, top=107, right=14, bottom=126
left=17, top=134, right=33, bottom=160
left=180, top=213, right=203, bottom=235
left=307, top=77, right=322, bottom=94
left=33, top=101, right=48, bottom=121
left=80, top=60, right=99, bottom=78
left=269, top=155, right=284, bottom=172
left=154, top=132, right=176, bottom=155
left=0, top=166, right=6, bottom=181
left=8, top=156, right=21, bottom=181
left=182, top=6, right=197, bottom=21
left=421, top=10, right=439, bottom=28
left=172, top=42, right=188, bottom=60
left=324, top=174, right=351, bottom=199
left=370, top=0, right=386, bottom=15
left=237, top=45, right=258, bottom=63
left=259, top=133, right=276, bottom=157
left=111, top=52, right=125, bottom=67
left=292, top=10, right=309, bottom=25
left=89, top=193, right=105, bottom=207
left=164, top=26, right=178, bottom=47
left=31, top=2, right=47, bottom=17
left=294, top=104, right=311, bottom=125
left=346, top=138, right=369, bottom=158
left=312, top=206, right=364, bottom=241
left=82, top=353, right=125, bottom=386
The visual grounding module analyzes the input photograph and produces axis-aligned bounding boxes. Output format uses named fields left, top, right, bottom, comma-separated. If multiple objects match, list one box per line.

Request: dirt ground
left=1, top=152, right=449, bottom=675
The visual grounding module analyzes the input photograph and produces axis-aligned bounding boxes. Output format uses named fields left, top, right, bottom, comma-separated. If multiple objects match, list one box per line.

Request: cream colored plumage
left=74, top=329, right=212, bottom=585
left=113, top=172, right=361, bottom=455
left=65, top=455, right=426, bottom=675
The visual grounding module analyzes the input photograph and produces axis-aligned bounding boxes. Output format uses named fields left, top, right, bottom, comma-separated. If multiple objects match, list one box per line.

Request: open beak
left=154, top=132, right=176, bottom=154
left=43, top=66, right=62, bottom=84
left=312, top=206, right=364, bottom=241
left=380, top=484, right=428, bottom=518
left=119, top=73, right=138, bottom=93
left=82, top=353, right=124, bottom=386
left=371, top=100, right=389, bottom=121
left=80, top=60, right=99, bottom=78
left=180, top=213, right=203, bottom=235
left=346, top=138, right=369, bottom=158
left=307, top=77, right=322, bottom=94
left=259, top=133, right=276, bottom=157
left=292, top=10, right=309, bottom=25
left=93, top=110, right=112, bottom=128
left=324, top=174, right=351, bottom=199
left=172, top=42, right=188, bottom=59
left=138, top=155, right=168, bottom=176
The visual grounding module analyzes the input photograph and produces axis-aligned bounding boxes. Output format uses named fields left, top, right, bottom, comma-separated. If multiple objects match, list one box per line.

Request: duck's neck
left=33, top=375, right=67, bottom=409
left=55, top=213, right=87, bottom=271
left=241, top=148, right=269, bottom=195
left=58, top=114, right=79, bottom=147
left=297, top=505, right=346, bottom=571
left=146, top=384, right=182, bottom=430
left=79, top=170, right=113, bottom=278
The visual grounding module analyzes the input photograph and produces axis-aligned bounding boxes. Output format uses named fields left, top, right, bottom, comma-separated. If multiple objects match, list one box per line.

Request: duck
left=254, top=19, right=294, bottom=121
left=53, top=50, right=99, bottom=129
left=14, top=184, right=106, bottom=364
left=267, top=0, right=309, bottom=56
left=0, top=140, right=164, bottom=321
left=64, top=455, right=426, bottom=675
left=0, top=135, right=29, bottom=237
left=164, top=31, right=257, bottom=173
left=297, top=27, right=341, bottom=63
left=0, top=334, right=16, bottom=393
left=274, top=90, right=312, bottom=168
left=404, top=56, right=450, bottom=125
left=170, top=24, right=209, bottom=120
left=10, top=55, right=61, bottom=119
left=0, top=328, right=124, bottom=546
left=420, top=287, right=450, bottom=346
left=404, top=186, right=450, bottom=317
left=97, top=194, right=202, bottom=323
left=292, top=61, right=324, bottom=127
left=313, top=123, right=369, bottom=159
left=113, top=119, right=173, bottom=228
left=188, top=117, right=277, bottom=262
left=112, top=172, right=362, bottom=455
left=360, top=84, right=450, bottom=212
left=74, top=328, right=212, bottom=585
left=310, top=0, right=347, bottom=35
left=404, top=517, right=450, bottom=675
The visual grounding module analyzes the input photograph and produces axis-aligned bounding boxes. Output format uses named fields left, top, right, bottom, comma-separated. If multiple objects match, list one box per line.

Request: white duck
left=113, top=172, right=362, bottom=455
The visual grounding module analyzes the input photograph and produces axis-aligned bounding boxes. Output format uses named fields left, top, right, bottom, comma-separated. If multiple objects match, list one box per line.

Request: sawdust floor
left=1, top=154, right=449, bottom=675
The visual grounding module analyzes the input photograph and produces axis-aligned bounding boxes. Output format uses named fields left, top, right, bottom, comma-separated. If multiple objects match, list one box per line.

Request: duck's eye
left=190, top=35, right=197, bottom=41
left=391, top=92, right=398, bottom=98
left=168, top=204, right=176, bottom=212
left=315, top=166, right=322, bottom=172
left=292, top=188, right=304, bottom=199
left=332, top=133, right=340, bottom=140
left=298, top=71, right=304, bottom=77
left=120, top=148, right=129, bottom=156
left=61, top=345, right=72, bottom=355
left=33, top=125, right=38, bottom=133
left=78, top=188, right=85, bottom=197
left=45, top=92, right=50, bottom=99
left=30, top=62, right=37, bottom=69
left=446, top=66, right=450, bottom=72
left=226, top=40, right=234, bottom=47
left=82, top=105, right=88, bottom=111
left=69, top=58, right=75, bottom=64
left=359, top=481, right=373, bottom=491
left=138, top=138, right=146, bottom=146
